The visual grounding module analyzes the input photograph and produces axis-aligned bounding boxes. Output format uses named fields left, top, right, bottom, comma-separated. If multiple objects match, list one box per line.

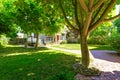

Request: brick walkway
left=47, top=46, right=120, bottom=80
left=90, top=50, right=120, bottom=80
left=75, top=50, right=120, bottom=80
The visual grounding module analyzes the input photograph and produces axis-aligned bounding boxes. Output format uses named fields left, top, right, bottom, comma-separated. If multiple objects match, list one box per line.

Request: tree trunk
left=118, top=48, right=120, bottom=55
left=24, top=34, right=28, bottom=48
left=80, top=35, right=90, bottom=67
left=35, top=32, right=39, bottom=49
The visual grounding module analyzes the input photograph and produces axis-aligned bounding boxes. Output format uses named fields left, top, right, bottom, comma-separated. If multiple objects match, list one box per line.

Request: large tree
left=57, top=0, right=120, bottom=67
left=15, top=0, right=62, bottom=48
left=15, top=0, right=44, bottom=48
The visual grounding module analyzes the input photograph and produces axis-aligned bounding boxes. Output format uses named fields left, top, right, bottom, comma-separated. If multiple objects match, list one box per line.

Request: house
left=27, top=32, right=67, bottom=46
left=25, top=28, right=67, bottom=46
left=16, top=26, right=68, bottom=45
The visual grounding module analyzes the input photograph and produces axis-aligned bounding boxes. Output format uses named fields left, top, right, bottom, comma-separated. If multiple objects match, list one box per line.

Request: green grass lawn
left=52, top=44, right=114, bottom=50
left=0, top=45, right=80, bottom=80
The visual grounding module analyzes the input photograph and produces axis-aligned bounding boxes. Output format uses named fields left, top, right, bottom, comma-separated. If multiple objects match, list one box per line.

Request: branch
left=88, top=0, right=117, bottom=33
left=78, top=1, right=84, bottom=27
left=91, top=3, right=104, bottom=24
left=79, top=0, right=88, bottom=12
left=88, top=20, right=104, bottom=33
left=74, top=0, right=81, bottom=29
left=88, top=14, right=120, bottom=34
left=99, top=0, right=117, bottom=20
left=58, top=0, right=79, bottom=33
left=104, top=14, right=120, bottom=22
left=83, top=12, right=92, bottom=35
left=88, top=0, right=94, bottom=11
left=92, top=0, right=105, bottom=12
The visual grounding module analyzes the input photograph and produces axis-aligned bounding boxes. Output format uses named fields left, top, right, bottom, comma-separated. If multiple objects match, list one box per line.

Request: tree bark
left=118, top=48, right=120, bottom=55
left=80, top=34, right=90, bottom=67
left=24, top=34, right=28, bottom=48
left=35, top=32, right=39, bottom=49
left=24, top=38, right=28, bottom=48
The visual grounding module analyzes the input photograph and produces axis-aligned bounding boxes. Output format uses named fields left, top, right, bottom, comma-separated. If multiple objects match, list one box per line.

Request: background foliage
left=0, top=34, right=9, bottom=47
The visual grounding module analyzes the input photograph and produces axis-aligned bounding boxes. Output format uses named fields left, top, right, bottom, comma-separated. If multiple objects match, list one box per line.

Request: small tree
left=57, top=0, right=120, bottom=67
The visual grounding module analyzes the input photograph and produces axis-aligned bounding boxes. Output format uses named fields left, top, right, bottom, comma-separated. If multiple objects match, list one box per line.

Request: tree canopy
left=0, top=0, right=63, bottom=35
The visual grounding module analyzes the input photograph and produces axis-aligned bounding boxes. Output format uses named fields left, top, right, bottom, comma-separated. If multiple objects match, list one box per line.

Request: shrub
left=109, top=34, right=120, bottom=54
left=88, top=36, right=107, bottom=45
left=77, top=38, right=81, bottom=43
left=0, top=34, right=9, bottom=47
left=60, top=40, right=67, bottom=44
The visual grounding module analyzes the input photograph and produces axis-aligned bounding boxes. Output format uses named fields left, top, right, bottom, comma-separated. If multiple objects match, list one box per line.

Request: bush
left=77, top=38, right=80, bottom=43
left=109, top=34, right=120, bottom=50
left=88, top=36, right=107, bottom=45
left=60, top=40, right=67, bottom=44
left=0, top=34, right=9, bottom=47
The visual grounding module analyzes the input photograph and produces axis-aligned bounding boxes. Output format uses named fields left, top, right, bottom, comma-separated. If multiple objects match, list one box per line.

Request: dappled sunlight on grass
left=1, top=45, right=80, bottom=58
left=88, top=46, right=98, bottom=50
left=6, top=44, right=24, bottom=47
left=4, top=52, right=30, bottom=56
left=0, top=45, right=49, bottom=56
left=27, top=72, right=35, bottom=76
left=89, top=44, right=114, bottom=50
left=52, top=44, right=113, bottom=50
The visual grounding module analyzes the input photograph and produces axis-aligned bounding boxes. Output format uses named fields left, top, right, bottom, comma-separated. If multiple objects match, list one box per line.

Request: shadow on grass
left=0, top=49, right=81, bottom=80
left=0, top=46, right=49, bottom=56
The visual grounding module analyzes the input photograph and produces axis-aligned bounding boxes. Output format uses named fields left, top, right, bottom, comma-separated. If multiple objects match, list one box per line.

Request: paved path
left=47, top=46, right=120, bottom=80
left=90, top=50, right=120, bottom=80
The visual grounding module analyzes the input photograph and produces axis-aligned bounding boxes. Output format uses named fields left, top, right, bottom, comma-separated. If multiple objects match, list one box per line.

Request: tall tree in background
left=15, top=0, right=44, bottom=48
left=58, top=0, right=120, bottom=67
left=0, top=0, right=62, bottom=48
left=15, top=0, right=62, bottom=48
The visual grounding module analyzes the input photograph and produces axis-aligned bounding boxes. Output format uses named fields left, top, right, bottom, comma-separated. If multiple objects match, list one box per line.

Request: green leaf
left=117, top=0, right=120, bottom=4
